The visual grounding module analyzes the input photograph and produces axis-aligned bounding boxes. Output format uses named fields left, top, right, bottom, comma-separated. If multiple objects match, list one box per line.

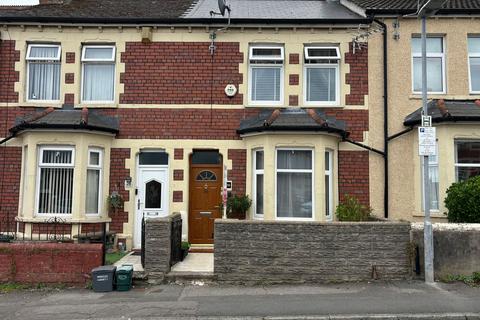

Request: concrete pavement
left=0, top=281, right=479, bottom=319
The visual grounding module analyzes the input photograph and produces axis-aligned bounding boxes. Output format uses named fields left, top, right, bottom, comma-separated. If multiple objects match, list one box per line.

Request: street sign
left=421, top=115, right=432, bottom=127
left=418, top=127, right=436, bottom=156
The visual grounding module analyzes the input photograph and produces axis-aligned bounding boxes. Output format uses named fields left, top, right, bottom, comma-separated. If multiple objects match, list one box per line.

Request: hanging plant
left=108, top=191, right=124, bottom=211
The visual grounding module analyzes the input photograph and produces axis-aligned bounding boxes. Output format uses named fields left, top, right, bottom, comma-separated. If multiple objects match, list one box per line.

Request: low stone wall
left=214, top=220, right=412, bottom=284
left=0, top=242, right=103, bottom=284
left=144, top=213, right=181, bottom=276
left=412, top=223, right=480, bottom=279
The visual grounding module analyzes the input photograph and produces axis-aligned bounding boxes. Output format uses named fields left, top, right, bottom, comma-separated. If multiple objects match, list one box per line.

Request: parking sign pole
left=421, top=16, right=435, bottom=284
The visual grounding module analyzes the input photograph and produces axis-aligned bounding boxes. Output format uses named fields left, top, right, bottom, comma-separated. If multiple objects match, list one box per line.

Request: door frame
left=134, top=154, right=169, bottom=249
left=188, top=152, right=223, bottom=244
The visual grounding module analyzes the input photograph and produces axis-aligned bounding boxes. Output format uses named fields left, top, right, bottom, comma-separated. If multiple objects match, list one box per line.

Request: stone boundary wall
left=214, top=220, right=412, bottom=284
left=0, top=243, right=102, bottom=284
left=412, top=223, right=480, bottom=279
left=144, top=213, right=181, bottom=276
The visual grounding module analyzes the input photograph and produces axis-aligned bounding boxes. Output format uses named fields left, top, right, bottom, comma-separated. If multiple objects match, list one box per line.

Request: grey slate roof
left=10, top=108, right=119, bottom=134
left=237, top=108, right=347, bottom=136
left=185, top=0, right=364, bottom=21
left=403, top=100, right=480, bottom=126
left=346, top=0, right=480, bottom=14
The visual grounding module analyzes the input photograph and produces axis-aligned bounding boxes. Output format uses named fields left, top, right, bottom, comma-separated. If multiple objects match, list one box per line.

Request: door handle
left=137, top=199, right=141, bottom=210
left=200, top=211, right=211, bottom=216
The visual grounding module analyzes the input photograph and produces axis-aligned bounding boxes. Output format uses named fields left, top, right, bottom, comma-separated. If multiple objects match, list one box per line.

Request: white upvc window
left=275, top=148, right=314, bottom=220
left=455, top=140, right=480, bottom=182
left=304, top=47, right=340, bottom=105
left=411, top=36, right=446, bottom=94
left=26, top=44, right=61, bottom=102
left=468, top=37, right=480, bottom=94
left=81, top=45, right=116, bottom=103
left=36, top=147, right=75, bottom=215
left=325, top=150, right=334, bottom=220
left=249, top=45, right=284, bottom=105
left=253, top=149, right=264, bottom=219
left=421, top=143, right=439, bottom=212
left=86, top=148, right=103, bottom=215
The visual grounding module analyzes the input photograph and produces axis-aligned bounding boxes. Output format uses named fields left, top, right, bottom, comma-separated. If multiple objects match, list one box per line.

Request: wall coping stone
left=216, top=219, right=411, bottom=227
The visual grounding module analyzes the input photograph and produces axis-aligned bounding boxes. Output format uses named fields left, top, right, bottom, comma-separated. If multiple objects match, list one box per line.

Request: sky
left=1, top=0, right=39, bottom=5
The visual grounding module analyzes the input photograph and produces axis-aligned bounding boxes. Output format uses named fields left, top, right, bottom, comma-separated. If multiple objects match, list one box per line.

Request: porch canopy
left=237, top=108, right=348, bottom=137
left=404, top=99, right=480, bottom=126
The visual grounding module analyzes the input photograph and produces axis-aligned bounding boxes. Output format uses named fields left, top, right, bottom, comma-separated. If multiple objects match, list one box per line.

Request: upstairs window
left=411, top=36, right=445, bottom=94
left=26, top=44, right=61, bottom=101
left=81, top=45, right=116, bottom=103
left=468, top=37, right=480, bottom=93
left=37, top=147, right=74, bottom=215
left=249, top=45, right=284, bottom=105
left=304, top=47, right=340, bottom=105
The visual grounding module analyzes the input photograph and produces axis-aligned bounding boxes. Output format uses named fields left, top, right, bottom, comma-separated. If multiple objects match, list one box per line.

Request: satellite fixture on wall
left=210, top=0, right=231, bottom=17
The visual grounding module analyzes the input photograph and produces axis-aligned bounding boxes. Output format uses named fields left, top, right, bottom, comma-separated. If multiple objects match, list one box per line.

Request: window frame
left=325, top=149, right=334, bottom=220
left=467, top=36, right=480, bottom=94
left=248, top=45, right=284, bottom=106
left=454, top=140, right=480, bottom=181
left=35, top=146, right=75, bottom=216
left=25, top=44, right=62, bottom=103
left=81, top=45, right=116, bottom=104
left=86, top=148, right=103, bottom=215
left=421, top=142, right=439, bottom=212
left=411, top=36, right=446, bottom=94
left=253, top=149, right=264, bottom=219
left=274, top=147, right=315, bottom=221
left=303, top=64, right=340, bottom=106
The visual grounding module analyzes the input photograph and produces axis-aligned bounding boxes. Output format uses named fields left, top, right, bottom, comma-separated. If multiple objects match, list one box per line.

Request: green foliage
left=442, top=272, right=480, bottom=286
left=335, top=195, right=373, bottom=222
left=105, top=252, right=127, bottom=265
left=108, top=191, right=124, bottom=211
left=227, top=194, right=252, bottom=214
left=444, top=175, right=480, bottom=223
left=181, top=241, right=190, bottom=250
left=0, top=283, right=28, bottom=293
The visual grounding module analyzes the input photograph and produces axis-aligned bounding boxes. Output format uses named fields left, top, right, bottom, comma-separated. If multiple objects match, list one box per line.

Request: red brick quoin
left=120, top=42, right=244, bottom=105
left=227, top=149, right=246, bottom=196
left=0, top=40, right=20, bottom=103
left=338, top=151, right=369, bottom=206
left=345, top=42, right=368, bottom=106
left=0, top=147, right=21, bottom=226
left=109, top=148, right=130, bottom=233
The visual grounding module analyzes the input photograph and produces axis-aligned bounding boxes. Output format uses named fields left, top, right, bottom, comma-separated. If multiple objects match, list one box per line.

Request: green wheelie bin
left=115, top=264, right=134, bottom=291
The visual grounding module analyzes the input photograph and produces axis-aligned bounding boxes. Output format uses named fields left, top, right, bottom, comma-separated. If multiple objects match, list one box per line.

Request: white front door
left=134, top=167, right=169, bottom=248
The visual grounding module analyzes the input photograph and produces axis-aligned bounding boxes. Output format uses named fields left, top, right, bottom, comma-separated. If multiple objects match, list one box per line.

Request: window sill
left=409, top=94, right=480, bottom=100
left=16, top=216, right=112, bottom=223
left=75, top=103, right=118, bottom=109
left=412, top=212, right=447, bottom=219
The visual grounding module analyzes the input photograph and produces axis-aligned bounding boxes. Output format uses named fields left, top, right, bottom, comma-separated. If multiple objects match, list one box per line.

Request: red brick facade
left=174, top=148, right=184, bottom=160
left=64, top=93, right=74, bottom=104
left=289, top=74, right=299, bottom=85
left=289, top=95, right=299, bottom=106
left=0, top=40, right=20, bottom=103
left=0, top=147, right=22, bottom=225
left=173, top=190, right=183, bottom=202
left=65, top=52, right=75, bottom=64
left=227, top=149, right=246, bottom=196
left=120, top=42, right=244, bottom=105
left=289, top=53, right=299, bottom=64
left=324, top=109, right=368, bottom=142
left=173, top=169, right=184, bottom=181
left=345, top=43, right=368, bottom=106
left=65, top=72, right=74, bottom=84
left=0, top=243, right=102, bottom=284
left=338, top=150, right=369, bottom=206
left=109, top=148, right=130, bottom=233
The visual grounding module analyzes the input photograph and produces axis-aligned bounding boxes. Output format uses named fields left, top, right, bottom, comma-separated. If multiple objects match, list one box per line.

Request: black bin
left=91, top=265, right=116, bottom=292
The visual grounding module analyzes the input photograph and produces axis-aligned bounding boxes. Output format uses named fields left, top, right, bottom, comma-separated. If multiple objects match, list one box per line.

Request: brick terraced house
left=1, top=0, right=478, bottom=250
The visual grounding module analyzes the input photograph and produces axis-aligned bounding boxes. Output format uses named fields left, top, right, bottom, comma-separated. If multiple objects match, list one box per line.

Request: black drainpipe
left=374, top=18, right=389, bottom=219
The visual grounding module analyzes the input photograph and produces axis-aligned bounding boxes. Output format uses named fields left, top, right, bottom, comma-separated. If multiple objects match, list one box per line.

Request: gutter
left=0, top=133, right=16, bottom=146
left=9, top=123, right=119, bottom=135
left=236, top=125, right=348, bottom=137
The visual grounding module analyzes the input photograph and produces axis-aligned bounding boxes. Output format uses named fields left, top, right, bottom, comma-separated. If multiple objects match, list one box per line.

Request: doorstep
left=189, top=244, right=214, bottom=253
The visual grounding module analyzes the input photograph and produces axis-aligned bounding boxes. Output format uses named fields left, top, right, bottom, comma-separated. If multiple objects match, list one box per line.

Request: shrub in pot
left=335, top=194, right=373, bottom=222
left=444, top=175, right=480, bottom=223
left=108, top=191, right=124, bottom=214
left=227, top=194, right=252, bottom=220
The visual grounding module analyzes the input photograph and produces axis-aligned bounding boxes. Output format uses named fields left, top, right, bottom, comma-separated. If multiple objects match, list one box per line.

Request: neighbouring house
left=0, top=0, right=478, bottom=251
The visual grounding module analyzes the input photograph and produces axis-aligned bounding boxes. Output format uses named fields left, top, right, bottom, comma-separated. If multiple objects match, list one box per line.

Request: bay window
left=325, top=150, right=333, bottom=220
left=249, top=45, right=284, bottom=105
left=86, top=148, right=103, bottom=214
left=455, top=140, right=480, bottom=181
left=37, top=147, right=74, bottom=215
left=253, top=149, right=264, bottom=218
left=276, top=149, right=313, bottom=219
left=468, top=37, right=480, bottom=93
left=411, top=36, right=445, bottom=94
left=304, top=47, right=340, bottom=105
left=26, top=44, right=61, bottom=101
left=81, top=45, right=116, bottom=103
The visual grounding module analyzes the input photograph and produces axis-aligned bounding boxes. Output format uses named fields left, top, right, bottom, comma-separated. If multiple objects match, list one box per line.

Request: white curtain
left=28, top=46, right=60, bottom=100
left=251, top=67, right=281, bottom=101
left=82, top=63, right=115, bottom=101
left=86, top=169, right=100, bottom=214
left=306, top=67, right=336, bottom=102
left=277, top=150, right=312, bottom=218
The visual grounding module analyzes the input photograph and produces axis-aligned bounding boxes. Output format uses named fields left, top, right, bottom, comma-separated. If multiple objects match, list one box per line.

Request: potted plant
left=227, top=194, right=252, bottom=220
left=108, top=191, right=124, bottom=214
